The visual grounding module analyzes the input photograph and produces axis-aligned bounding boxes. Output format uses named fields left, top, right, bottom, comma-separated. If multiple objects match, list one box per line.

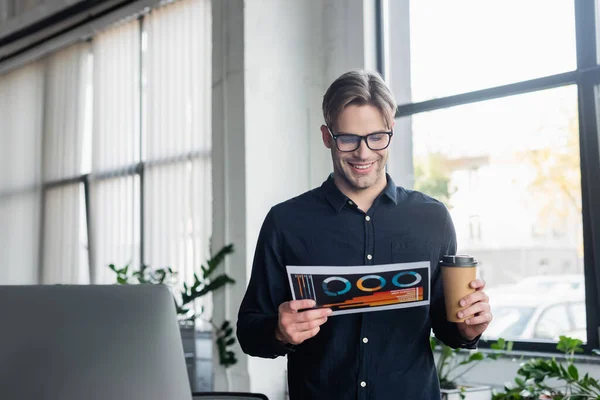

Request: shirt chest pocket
left=390, top=238, right=437, bottom=264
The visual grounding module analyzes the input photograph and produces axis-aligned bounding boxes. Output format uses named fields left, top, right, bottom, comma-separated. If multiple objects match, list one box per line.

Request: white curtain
left=41, top=42, right=92, bottom=284
left=144, top=0, right=212, bottom=314
left=90, top=19, right=141, bottom=284
left=0, top=0, right=212, bottom=292
left=42, top=184, right=89, bottom=283
left=0, top=63, right=44, bottom=284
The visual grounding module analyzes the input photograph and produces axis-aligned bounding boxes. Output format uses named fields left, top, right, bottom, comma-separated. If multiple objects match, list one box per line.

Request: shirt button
left=367, top=254, right=372, bottom=260
left=360, top=381, right=367, bottom=388
left=365, top=216, right=371, bottom=221
left=362, top=337, right=368, bottom=343
left=348, top=200, right=353, bottom=205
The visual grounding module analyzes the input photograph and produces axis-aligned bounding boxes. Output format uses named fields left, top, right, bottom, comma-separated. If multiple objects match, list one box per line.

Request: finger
left=459, top=290, right=489, bottom=307
left=464, top=311, right=493, bottom=326
left=285, top=299, right=316, bottom=312
left=458, top=302, right=490, bottom=320
left=469, top=278, right=486, bottom=290
left=290, top=326, right=321, bottom=344
left=293, top=308, right=332, bottom=323
left=295, top=316, right=328, bottom=332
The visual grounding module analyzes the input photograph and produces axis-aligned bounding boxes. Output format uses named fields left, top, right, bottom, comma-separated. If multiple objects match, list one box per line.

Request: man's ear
left=389, top=120, right=396, bottom=143
left=321, top=125, right=333, bottom=149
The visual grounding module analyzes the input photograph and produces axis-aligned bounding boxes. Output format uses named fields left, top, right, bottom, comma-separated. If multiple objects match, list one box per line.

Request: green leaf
left=221, top=320, right=230, bottom=330
left=557, top=335, right=584, bottom=355
left=568, top=364, right=578, bottom=380
left=491, top=338, right=506, bottom=350
left=458, top=352, right=484, bottom=366
left=226, top=338, right=235, bottom=346
left=430, top=336, right=437, bottom=351
left=188, top=274, right=235, bottom=300
left=117, top=277, right=128, bottom=285
left=108, top=264, right=117, bottom=272
left=515, top=377, right=524, bottom=386
left=204, top=244, right=235, bottom=278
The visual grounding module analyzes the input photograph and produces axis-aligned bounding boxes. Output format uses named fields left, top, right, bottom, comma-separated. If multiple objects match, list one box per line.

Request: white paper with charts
left=286, top=262, right=430, bottom=316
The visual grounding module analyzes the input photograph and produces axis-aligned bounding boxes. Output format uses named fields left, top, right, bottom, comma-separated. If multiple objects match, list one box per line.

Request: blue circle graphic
left=322, top=276, right=351, bottom=296
left=392, top=271, right=422, bottom=288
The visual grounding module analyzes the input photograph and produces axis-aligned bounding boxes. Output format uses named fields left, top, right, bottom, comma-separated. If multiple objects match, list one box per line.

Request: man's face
left=321, top=104, right=392, bottom=192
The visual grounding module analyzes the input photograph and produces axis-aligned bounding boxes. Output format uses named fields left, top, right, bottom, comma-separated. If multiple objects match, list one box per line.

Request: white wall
left=386, top=0, right=414, bottom=189
left=211, top=1, right=379, bottom=399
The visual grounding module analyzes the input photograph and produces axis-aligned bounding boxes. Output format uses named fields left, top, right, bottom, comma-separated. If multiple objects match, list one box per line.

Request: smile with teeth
left=349, top=162, right=374, bottom=170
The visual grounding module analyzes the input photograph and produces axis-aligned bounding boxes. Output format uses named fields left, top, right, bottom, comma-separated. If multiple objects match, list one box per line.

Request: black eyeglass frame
left=327, top=126, right=394, bottom=152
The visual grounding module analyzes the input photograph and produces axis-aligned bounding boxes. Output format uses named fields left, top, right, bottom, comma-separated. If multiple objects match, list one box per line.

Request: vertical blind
left=144, top=0, right=212, bottom=313
left=0, top=63, right=43, bottom=284
left=41, top=42, right=91, bottom=283
left=0, top=0, right=213, bottom=317
left=90, top=19, right=141, bottom=284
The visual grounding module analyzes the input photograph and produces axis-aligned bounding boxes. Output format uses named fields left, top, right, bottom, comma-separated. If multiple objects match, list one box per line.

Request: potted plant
left=431, top=336, right=513, bottom=400
left=492, top=336, right=600, bottom=400
left=108, top=243, right=238, bottom=374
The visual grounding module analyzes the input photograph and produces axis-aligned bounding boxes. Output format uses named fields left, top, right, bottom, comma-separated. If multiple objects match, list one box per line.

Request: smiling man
left=237, top=70, right=492, bottom=400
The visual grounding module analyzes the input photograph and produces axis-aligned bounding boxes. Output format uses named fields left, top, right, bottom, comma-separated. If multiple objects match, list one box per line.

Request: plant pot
left=441, top=385, right=492, bottom=400
left=179, top=320, right=197, bottom=390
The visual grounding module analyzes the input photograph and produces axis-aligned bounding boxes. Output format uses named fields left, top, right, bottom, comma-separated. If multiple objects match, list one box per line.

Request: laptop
left=0, top=284, right=193, bottom=400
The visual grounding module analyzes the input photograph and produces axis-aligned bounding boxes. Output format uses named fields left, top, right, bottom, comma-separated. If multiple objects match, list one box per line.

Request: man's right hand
left=276, top=300, right=332, bottom=345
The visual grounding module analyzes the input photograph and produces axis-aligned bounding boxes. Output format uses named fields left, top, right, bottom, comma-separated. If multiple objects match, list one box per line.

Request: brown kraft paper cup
left=439, top=255, right=478, bottom=323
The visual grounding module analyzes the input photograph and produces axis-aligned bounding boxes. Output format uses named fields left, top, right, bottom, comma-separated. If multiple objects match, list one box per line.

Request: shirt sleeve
left=430, top=206, right=481, bottom=349
left=236, top=208, right=294, bottom=358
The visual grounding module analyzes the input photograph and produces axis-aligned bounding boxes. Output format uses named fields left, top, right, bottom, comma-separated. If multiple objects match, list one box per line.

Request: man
left=237, top=70, right=492, bottom=399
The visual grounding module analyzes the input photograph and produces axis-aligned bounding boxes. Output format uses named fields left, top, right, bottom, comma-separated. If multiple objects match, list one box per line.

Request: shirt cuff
left=458, top=333, right=481, bottom=349
left=265, top=317, right=296, bottom=357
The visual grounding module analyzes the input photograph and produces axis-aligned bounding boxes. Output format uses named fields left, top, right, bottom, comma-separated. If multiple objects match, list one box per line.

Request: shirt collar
left=322, top=173, right=398, bottom=212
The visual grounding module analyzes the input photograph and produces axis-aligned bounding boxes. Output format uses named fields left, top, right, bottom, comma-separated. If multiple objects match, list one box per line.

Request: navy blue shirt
left=237, top=174, right=479, bottom=400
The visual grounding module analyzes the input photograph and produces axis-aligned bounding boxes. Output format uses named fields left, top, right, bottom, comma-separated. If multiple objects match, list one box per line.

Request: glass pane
left=91, top=175, right=140, bottom=284
left=0, top=191, right=41, bottom=284
left=404, top=85, right=586, bottom=342
left=407, top=0, right=576, bottom=102
left=42, top=184, right=89, bottom=284
left=42, top=42, right=92, bottom=181
left=570, top=302, right=587, bottom=331
left=91, top=19, right=141, bottom=172
left=534, top=304, right=571, bottom=340
left=144, top=158, right=212, bottom=326
left=144, top=0, right=211, bottom=160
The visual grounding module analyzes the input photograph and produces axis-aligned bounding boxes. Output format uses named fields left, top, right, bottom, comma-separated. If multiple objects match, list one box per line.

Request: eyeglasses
left=327, top=126, right=393, bottom=152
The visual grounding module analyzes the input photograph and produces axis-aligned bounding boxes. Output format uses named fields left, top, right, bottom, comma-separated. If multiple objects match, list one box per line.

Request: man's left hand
left=456, top=279, right=493, bottom=341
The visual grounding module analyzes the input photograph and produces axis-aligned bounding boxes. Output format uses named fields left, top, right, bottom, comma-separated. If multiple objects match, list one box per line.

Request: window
left=0, top=0, right=213, bottom=317
left=403, top=86, right=584, bottom=291
left=385, top=0, right=600, bottom=352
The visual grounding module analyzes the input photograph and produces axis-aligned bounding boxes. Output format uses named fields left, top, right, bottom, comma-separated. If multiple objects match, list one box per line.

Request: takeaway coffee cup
left=439, top=255, right=478, bottom=323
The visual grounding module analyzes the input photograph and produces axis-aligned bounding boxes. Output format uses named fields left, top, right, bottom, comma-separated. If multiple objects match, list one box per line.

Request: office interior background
left=0, top=0, right=599, bottom=399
